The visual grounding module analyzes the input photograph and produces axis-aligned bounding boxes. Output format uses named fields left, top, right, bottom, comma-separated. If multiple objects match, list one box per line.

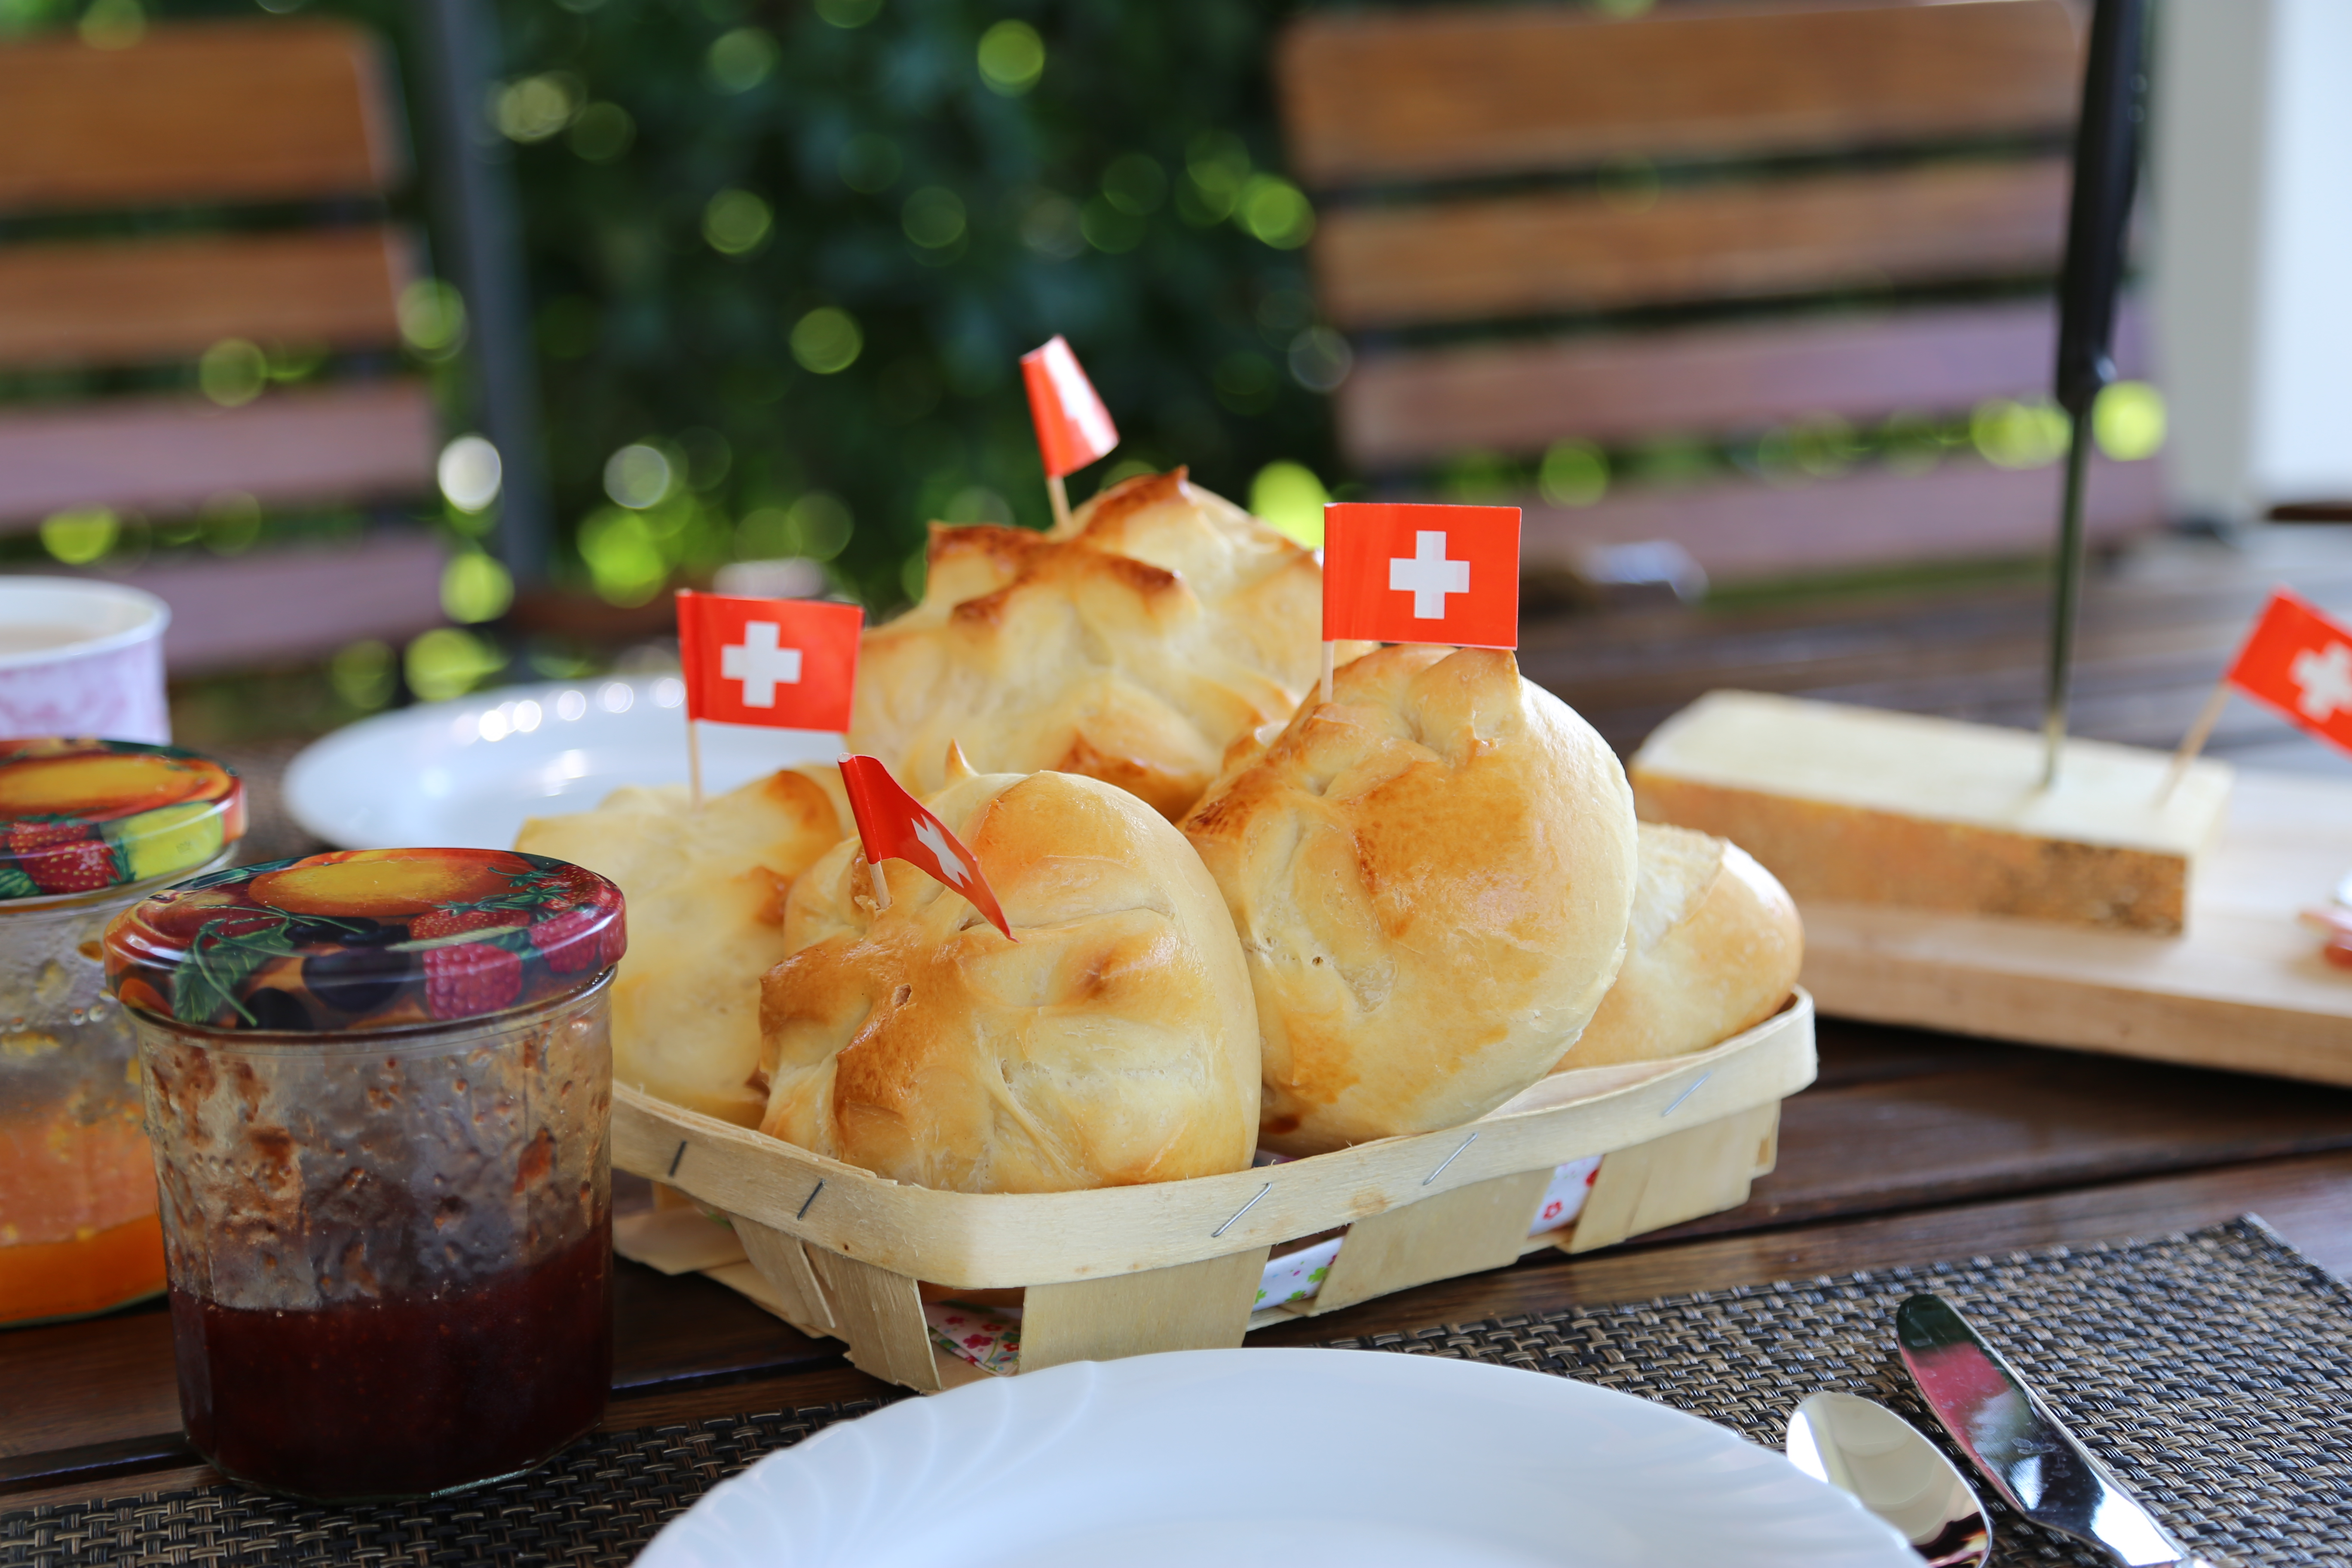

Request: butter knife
left=1896, top=1294, right=2211, bottom=1568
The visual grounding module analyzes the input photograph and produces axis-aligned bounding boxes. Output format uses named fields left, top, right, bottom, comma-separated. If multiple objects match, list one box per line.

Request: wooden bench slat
left=1279, top=0, right=2081, bottom=187
left=0, top=380, right=438, bottom=525
left=0, top=228, right=411, bottom=370
left=0, top=21, right=396, bottom=213
left=27, top=530, right=450, bottom=674
left=1316, top=158, right=2069, bottom=329
left=1520, top=453, right=2162, bottom=583
left=1339, top=298, right=2147, bottom=468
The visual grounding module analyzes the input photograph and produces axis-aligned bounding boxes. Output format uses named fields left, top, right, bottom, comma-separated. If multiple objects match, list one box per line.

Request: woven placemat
left=5, top=1217, right=2345, bottom=1566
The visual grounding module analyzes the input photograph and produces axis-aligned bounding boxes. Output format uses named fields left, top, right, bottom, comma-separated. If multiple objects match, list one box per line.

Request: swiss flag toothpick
left=1021, top=336, right=1117, bottom=532
left=2224, top=588, right=2352, bottom=752
left=2161, top=586, right=2352, bottom=802
left=837, top=755, right=1015, bottom=940
left=1321, top=502, right=1522, bottom=651
left=1020, top=337, right=1118, bottom=480
left=677, top=591, right=863, bottom=731
left=675, top=591, right=863, bottom=810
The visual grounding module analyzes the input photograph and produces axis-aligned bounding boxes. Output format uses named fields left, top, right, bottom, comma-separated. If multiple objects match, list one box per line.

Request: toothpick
left=1319, top=641, right=1334, bottom=705
left=2155, top=680, right=2230, bottom=806
left=686, top=719, right=705, bottom=812
left=867, top=857, right=892, bottom=911
left=1047, top=474, right=1072, bottom=532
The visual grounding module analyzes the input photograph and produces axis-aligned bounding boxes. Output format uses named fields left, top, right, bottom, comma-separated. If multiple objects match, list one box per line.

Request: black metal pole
left=409, top=0, right=554, bottom=585
left=2042, top=0, right=2151, bottom=786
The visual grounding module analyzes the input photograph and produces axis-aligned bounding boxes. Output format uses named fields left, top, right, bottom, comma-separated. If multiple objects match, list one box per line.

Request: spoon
left=1785, top=1390, right=1992, bottom=1568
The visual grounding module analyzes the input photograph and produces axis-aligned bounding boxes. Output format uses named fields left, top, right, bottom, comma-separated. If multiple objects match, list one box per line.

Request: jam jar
left=0, top=738, right=243, bottom=1326
left=104, top=847, right=625, bottom=1500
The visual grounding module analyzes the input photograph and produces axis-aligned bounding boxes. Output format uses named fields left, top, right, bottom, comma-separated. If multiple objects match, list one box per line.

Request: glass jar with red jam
left=103, top=847, right=626, bottom=1501
left=0, top=738, right=243, bottom=1327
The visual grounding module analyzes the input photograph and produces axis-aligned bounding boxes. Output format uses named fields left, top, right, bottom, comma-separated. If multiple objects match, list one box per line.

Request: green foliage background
left=503, top=0, right=1338, bottom=609
left=3, top=0, right=1341, bottom=614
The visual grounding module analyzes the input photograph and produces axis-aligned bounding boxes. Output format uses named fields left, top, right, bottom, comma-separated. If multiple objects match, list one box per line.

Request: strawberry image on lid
left=102, top=847, right=626, bottom=1033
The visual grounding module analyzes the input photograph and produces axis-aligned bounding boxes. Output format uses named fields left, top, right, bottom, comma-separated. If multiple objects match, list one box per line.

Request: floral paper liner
left=924, top=1155, right=1604, bottom=1375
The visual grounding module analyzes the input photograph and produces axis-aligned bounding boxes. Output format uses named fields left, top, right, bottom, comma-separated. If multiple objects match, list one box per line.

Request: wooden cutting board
left=1799, top=768, right=2352, bottom=1084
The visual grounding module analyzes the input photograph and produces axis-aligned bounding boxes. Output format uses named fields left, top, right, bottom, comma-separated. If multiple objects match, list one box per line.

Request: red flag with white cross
left=1020, top=336, right=1118, bottom=479
left=2225, top=587, right=2352, bottom=755
left=836, top=754, right=1014, bottom=939
left=1321, top=502, right=1521, bottom=649
left=676, top=590, right=863, bottom=731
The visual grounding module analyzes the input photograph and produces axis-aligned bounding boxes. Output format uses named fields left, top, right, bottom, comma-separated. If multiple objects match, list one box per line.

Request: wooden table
left=19, top=523, right=2352, bottom=1522
left=10, top=1012, right=2352, bottom=1516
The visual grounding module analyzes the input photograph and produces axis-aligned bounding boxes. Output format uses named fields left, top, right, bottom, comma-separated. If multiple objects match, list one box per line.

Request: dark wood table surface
left=10, top=1012, right=2352, bottom=1517
left=12, top=524, right=2352, bottom=1521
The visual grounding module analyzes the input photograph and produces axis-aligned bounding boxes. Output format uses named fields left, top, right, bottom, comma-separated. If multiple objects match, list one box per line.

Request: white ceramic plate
left=637, top=1349, right=1913, bottom=1568
left=283, top=677, right=842, bottom=851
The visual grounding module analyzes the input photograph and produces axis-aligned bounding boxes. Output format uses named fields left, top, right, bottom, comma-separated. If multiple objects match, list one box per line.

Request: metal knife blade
left=1896, top=1294, right=2192, bottom=1567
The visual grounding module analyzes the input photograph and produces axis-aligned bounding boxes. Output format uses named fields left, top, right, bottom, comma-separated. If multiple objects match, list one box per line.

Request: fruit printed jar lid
left=103, top=848, right=625, bottom=1033
left=0, top=738, right=245, bottom=902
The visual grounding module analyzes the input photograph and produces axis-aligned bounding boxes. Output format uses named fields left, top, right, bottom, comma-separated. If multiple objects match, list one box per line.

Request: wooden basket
left=614, top=990, right=1816, bottom=1391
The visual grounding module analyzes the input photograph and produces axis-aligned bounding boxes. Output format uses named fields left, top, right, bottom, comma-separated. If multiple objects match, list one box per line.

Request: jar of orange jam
left=0, top=738, right=243, bottom=1326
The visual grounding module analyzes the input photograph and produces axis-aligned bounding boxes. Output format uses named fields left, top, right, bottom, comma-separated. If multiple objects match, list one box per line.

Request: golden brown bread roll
left=515, top=766, right=848, bottom=1125
left=846, top=469, right=1361, bottom=821
left=1180, top=645, right=1639, bottom=1155
left=757, top=760, right=1259, bottom=1192
left=1555, top=823, right=1803, bottom=1072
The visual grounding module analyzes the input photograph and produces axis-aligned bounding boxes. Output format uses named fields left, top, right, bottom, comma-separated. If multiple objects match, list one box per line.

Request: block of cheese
left=1628, top=690, right=2234, bottom=934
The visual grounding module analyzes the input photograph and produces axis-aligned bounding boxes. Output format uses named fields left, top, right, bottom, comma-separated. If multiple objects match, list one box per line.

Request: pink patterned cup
left=0, top=578, right=171, bottom=745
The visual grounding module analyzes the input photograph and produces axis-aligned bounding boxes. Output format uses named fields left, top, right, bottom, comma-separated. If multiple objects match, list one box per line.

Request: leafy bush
left=21, top=0, right=1340, bottom=612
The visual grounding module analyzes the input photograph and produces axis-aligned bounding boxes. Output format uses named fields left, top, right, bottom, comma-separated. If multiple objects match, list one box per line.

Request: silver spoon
left=1785, top=1390, right=1992, bottom=1568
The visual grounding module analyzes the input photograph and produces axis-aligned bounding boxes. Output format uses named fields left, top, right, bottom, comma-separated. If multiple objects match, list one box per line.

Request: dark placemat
left=1327, top=1216, right=2350, bottom=1567
left=6, top=1218, right=2346, bottom=1566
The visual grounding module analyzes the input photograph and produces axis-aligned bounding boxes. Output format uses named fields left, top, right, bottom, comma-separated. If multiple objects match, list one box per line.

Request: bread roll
left=1556, top=823, right=1803, bottom=1071
left=1180, top=645, right=1639, bottom=1155
left=515, top=767, right=848, bottom=1125
left=847, top=469, right=1360, bottom=821
left=758, top=761, right=1259, bottom=1192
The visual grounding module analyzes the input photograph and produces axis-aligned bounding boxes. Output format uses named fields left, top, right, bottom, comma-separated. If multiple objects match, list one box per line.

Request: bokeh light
left=198, top=339, right=266, bottom=407
left=40, top=508, right=117, bottom=565
left=397, top=280, right=468, bottom=361
left=1539, top=441, right=1608, bottom=507
left=1971, top=398, right=2070, bottom=469
left=977, top=20, right=1045, bottom=95
left=441, top=551, right=516, bottom=624
left=198, top=492, right=261, bottom=555
left=1287, top=328, right=1352, bottom=393
left=1238, top=175, right=1314, bottom=249
left=603, top=443, right=674, bottom=509
left=791, top=308, right=863, bottom=374
left=2094, top=381, right=2167, bottom=461
left=567, top=103, right=633, bottom=162
left=329, top=640, right=397, bottom=710
left=406, top=628, right=505, bottom=702
left=705, top=28, right=778, bottom=93
left=901, top=187, right=967, bottom=250
left=1250, top=461, right=1329, bottom=546
left=703, top=189, right=774, bottom=256
left=438, top=435, right=505, bottom=513
left=496, top=74, right=579, bottom=142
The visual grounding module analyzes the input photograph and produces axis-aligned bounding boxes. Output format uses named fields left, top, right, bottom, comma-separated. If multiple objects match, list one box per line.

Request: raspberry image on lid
left=103, top=847, right=627, bottom=1032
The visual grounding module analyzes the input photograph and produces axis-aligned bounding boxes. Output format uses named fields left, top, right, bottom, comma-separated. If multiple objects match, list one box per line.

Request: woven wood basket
left=615, top=991, right=1816, bottom=1391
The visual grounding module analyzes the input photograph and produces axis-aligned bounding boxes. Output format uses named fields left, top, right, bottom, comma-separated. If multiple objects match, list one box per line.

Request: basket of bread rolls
left=520, top=472, right=1815, bottom=1392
